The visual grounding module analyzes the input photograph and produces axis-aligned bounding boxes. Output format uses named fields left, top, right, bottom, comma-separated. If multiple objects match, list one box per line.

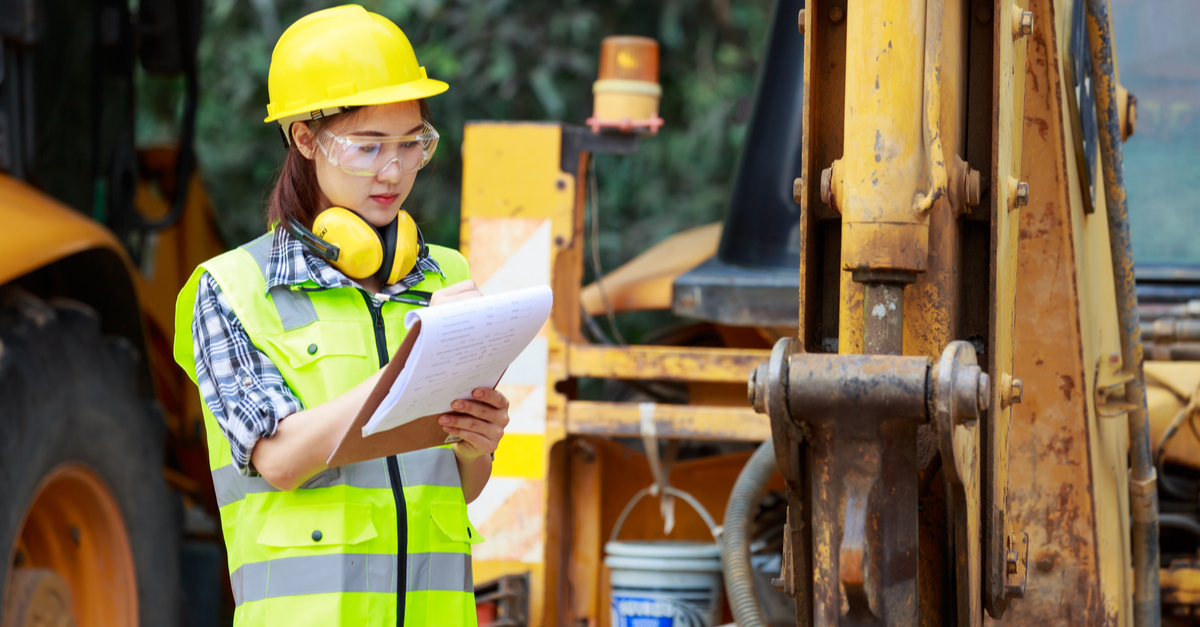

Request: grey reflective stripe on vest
left=231, top=553, right=398, bottom=606
left=406, top=551, right=473, bottom=594
left=212, top=460, right=391, bottom=508
left=230, top=552, right=471, bottom=606
left=268, top=285, right=319, bottom=331
left=243, top=232, right=318, bottom=331
left=397, top=447, right=462, bottom=488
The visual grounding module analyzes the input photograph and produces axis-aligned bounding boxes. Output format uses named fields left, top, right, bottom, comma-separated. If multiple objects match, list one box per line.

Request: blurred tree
left=138, top=0, right=772, bottom=305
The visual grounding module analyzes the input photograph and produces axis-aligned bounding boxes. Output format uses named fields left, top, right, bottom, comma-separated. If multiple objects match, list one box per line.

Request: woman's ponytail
left=266, top=139, right=322, bottom=231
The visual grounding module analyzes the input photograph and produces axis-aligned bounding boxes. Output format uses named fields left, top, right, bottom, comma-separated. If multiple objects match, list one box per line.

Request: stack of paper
left=362, top=285, right=554, bottom=436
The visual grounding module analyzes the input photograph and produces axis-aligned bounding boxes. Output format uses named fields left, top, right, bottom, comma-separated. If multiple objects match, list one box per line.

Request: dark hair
left=266, top=99, right=431, bottom=230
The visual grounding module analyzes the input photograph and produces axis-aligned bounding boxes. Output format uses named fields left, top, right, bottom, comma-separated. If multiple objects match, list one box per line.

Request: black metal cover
left=673, top=0, right=806, bottom=327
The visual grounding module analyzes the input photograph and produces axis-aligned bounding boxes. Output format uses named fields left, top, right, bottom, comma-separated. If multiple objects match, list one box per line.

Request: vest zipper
left=386, top=456, right=407, bottom=626
left=362, top=291, right=391, bottom=367
left=361, top=291, right=407, bottom=627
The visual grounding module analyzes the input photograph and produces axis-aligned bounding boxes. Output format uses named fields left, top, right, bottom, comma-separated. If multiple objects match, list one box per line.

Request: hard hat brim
left=264, top=77, right=449, bottom=123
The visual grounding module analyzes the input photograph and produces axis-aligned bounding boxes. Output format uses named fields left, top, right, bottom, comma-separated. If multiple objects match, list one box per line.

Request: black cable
left=588, top=157, right=626, bottom=345
left=1156, top=405, right=1200, bottom=500
left=1159, top=513, right=1200, bottom=539
left=580, top=304, right=616, bottom=346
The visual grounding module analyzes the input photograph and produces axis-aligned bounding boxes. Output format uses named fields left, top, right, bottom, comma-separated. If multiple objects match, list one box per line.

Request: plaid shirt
left=192, top=227, right=444, bottom=476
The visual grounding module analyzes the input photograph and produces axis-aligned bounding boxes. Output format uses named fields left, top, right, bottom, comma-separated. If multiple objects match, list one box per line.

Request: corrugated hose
left=721, top=438, right=778, bottom=627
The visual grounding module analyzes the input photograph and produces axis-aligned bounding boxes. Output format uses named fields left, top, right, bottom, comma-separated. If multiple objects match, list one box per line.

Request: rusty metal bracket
left=1004, top=532, right=1029, bottom=599
left=790, top=353, right=929, bottom=625
left=751, top=340, right=1013, bottom=625
left=932, top=341, right=991, bottom=627
left=1095, top=352, right=1137, bottom=418
left=750, top=337, right=811, bottom=622
left=750, top=338, right=804, bottom=486
left=753, top=350, right=930, bottom=625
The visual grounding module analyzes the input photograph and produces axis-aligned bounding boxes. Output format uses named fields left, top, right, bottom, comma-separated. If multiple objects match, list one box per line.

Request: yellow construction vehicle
left=5, top=0, right=1198, bottom=625
left=0, top=0, right=227, bottom=623
left=461, top=0, right=1200, bottom=626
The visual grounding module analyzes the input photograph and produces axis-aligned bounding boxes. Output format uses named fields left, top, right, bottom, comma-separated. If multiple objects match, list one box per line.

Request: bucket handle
left=609, top=485, right=722, bottom=544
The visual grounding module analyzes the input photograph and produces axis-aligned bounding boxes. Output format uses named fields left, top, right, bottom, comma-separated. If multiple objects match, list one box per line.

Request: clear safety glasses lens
left=317, top=121, right=439, bottom=177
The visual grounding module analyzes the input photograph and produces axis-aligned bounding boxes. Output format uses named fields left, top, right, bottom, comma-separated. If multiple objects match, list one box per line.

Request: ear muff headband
left=289, top=207, right=422, bottom=284
left=383, top=211, right=421, bottom=285
left=377, top=215, right=398, bottom=284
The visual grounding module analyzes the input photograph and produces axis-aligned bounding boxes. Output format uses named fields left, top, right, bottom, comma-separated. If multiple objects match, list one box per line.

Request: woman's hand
left=439, top=388, right=509, bottom=460
left=430, top=280, right=483, bottom=306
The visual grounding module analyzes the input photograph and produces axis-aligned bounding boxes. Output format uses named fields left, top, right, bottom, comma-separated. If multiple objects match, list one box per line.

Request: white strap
left=639, top=403, right=680, bottom=534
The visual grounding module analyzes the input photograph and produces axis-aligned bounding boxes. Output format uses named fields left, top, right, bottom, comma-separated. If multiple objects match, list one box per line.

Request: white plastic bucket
left=606, top=540, right=724, bottom=627
left=604, top=487, right=723, bottom=627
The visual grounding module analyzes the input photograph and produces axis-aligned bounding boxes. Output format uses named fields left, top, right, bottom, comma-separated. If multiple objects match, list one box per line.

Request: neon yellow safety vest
left=174, top=233, right=483, bottom=627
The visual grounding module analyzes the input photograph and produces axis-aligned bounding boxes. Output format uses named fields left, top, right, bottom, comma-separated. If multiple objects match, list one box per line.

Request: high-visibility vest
left=174, top=233, right=483, bottom=627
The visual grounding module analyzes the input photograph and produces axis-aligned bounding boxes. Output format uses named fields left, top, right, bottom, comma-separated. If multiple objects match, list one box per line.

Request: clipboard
left=326, top=284, right=550, bottom=467
left=327, top=319, right=467, bottom=467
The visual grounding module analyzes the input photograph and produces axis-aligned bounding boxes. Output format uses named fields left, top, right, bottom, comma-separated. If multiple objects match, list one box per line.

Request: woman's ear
left=291, top=122, right=317, bottom=160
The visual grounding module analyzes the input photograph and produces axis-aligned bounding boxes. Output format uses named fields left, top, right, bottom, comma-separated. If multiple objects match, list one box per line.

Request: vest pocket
left=257, top=503, right=378, bottom=548
left=261, top=322, right=367, bottom=370
left=430, top=501, right=484, bottom=546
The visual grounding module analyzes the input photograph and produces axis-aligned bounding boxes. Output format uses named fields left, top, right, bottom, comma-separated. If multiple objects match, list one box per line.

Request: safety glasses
left=315, top=120, right=439, bottom=177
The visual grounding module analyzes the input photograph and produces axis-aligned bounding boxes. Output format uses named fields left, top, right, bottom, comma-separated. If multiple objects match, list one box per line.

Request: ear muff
left=377, top=210, right=420, bottom=285
left=311, top=207, right=384, bottom=279
left=293, top=207, right=422, bottom=284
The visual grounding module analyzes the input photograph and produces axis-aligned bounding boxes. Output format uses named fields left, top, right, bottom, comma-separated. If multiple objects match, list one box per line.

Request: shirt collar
left=264, top=226, right=444, bottom=300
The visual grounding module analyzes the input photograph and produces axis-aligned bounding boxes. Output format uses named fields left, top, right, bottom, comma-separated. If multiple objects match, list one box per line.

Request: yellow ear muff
left=312, top=207, right=383, bottom=279
left=384, top=210, right=421, bottom=285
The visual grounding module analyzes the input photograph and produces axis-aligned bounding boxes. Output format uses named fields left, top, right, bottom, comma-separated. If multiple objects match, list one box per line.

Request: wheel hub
left=5, top=464, right=136, bottom=627
left=2, top=568, right=76, bottom=627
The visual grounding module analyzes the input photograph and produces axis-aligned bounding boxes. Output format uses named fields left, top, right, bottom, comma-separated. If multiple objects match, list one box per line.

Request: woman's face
left=293, top=101, right=423, bottom=228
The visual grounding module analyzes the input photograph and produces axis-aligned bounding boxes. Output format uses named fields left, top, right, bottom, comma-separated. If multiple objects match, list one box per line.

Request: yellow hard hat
left=264, top=5, right=447, bottom=128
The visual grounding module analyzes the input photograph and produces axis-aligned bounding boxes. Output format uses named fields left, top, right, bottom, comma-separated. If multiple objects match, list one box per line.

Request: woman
left=173, top=6, right=505, bottom=626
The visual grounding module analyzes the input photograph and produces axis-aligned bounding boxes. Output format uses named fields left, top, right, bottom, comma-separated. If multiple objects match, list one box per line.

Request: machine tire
left=0, top=288, right=181, bottom=626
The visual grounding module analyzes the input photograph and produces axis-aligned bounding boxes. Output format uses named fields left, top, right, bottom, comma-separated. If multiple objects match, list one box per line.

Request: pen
left=386, top=290, right=433, bottom=307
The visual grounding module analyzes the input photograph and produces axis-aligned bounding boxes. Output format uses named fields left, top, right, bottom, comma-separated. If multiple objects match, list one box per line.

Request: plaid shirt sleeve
left=192, top=272, right=305, bottom=476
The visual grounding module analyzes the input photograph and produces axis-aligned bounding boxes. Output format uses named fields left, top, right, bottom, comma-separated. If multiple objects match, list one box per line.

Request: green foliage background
left=140, top=0, right=773, bottom=287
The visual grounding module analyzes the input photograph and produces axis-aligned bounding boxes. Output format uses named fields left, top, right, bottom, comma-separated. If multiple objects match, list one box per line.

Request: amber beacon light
left=586, top=36, right=663, bottom=134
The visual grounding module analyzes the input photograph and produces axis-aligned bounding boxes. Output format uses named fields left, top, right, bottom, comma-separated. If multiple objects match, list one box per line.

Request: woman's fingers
left=440, top=413, right=501, bottom=451
left=441, top=408, right=503, bottom=454
left=441, top=388, right=510, bottom=459
left=470, top=387, right=510, bottom=410
left=444, top=426, right=493, bottom=454
left=449, top=398, right=510, bottom=428
left=439, top=413, right=492, bottom=434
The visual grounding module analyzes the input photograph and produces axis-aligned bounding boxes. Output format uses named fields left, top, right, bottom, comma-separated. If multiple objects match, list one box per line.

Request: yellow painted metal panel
left=1056, top=2, right=1132, bottom=621
left=566, top=401, right=769, bottom=442
left=460, top=123, right=575, bottom=261
left=982, top=2, right=1034, bottom=611
left=460, top=123, right=579, bottom=627
left=1001, top=3, right=1106, bottom=620
left=1001, top=1, right=1135, bottom=622
left=568, top=344, right=769, bottom=383
left=492, top=433, right=547, bottom=479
